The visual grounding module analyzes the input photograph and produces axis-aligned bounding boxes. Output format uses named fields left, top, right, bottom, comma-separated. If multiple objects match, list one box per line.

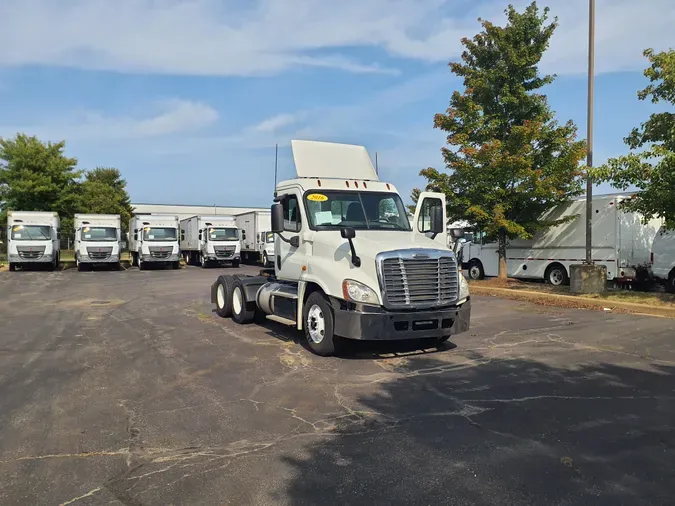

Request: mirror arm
left=347, top=238, right=361, bottom=267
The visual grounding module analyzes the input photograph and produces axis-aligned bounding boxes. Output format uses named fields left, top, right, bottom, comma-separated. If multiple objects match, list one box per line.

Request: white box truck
left=7, top=211, right=61, bottom=271
left=180, top=215, right=240, bottom=268
left=210, top=140, right=471, bottom=356
left=236, top=210, right=275, bottom=267
left=651, top=226, right=675, bottom=293
left=129, top=214, right=180, bottom=270
left=460, top=193, right=664, bottom=286
left=74, top=214, right=122, bottom=271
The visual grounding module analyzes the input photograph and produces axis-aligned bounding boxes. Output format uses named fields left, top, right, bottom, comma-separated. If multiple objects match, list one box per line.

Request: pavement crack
left=59, top=486, right=102, bottom=505
left=0, top=450, right=129, bottom=465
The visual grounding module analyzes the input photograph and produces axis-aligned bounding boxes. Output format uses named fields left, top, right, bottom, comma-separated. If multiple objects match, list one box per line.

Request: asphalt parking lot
left=1, top=265, right=674, bottom=505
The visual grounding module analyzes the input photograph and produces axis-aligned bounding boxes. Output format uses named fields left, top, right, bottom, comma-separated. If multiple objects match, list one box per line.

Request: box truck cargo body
left=7, top=211, right=61, bottom=271
left=461, top=194, right=664, bottom=286
left=129, top=215, right=180, bottom=270
left=74, top=214, right=122, bottom=270
left=180, top=215, right=240, bottom=268
left=236, top=210, right=274, bottom=266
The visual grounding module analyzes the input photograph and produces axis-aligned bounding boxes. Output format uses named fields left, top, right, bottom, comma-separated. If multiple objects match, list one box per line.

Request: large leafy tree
left=413, top=2, right=586, bottom=278
left=78, top=167, right=134, bottom=231
left=0, top=134, right=82, bottom=231
left=592, top=48, right=675, bottom=227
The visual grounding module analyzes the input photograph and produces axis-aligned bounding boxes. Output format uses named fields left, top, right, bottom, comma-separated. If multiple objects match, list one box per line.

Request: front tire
left=232, top=259, right=240, bottom=268
left=546, top=263, right=568, bottom=286
left=303, top=292, right=337, bottom=356
left=8, top=263, right=15, bottom=272
left=231, top=277, right=255, bottom=324
left=667, top=270, right=675, bottom=294
left=468, top=260, right=484, bottom=280
left=172, top=261, right=180, bottom=270
left=262, top=252, right=268, bottom=267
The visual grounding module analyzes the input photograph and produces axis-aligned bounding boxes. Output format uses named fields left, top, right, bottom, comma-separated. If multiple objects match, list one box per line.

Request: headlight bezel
left=342, top=279, right=380, bottom=305
left=458, top=273, right=470, bottom=304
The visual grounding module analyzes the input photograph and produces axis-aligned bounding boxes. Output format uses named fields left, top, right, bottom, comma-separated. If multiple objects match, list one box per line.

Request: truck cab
left=129, top=215, right=181, bottom=270
left=651, top=225, right=675, bottom=293
left=7, top=211, right=61, bottom=271
left=211, top=140, right=470, bottom=356
left=259, top=231, right=275, bottom=267
left=74, top=214, right=122, bottom=271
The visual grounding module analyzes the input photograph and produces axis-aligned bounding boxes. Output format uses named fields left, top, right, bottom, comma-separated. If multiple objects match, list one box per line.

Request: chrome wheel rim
left=307, top=304, right=325, bottom=344
left=550, top=269, right=564, bottom=285
left=470, top=265, right=480, bottom=279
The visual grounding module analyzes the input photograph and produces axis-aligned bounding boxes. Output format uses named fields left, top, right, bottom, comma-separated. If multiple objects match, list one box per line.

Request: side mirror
left=430, top=206, right=444, bottom=234
left=450, top=227, right=465, bottom=239
left=340, top=227, right=356, bottom=240
left=271, top=203, right=284, bottom=233
left=198, top=231, right=203, bottom=240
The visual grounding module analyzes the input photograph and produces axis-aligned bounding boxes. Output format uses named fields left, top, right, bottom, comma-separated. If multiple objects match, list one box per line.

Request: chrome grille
left=17, top=246, right=45, bottom=260
left=214, top=245, right=236, bottom=258
left=87, top=247, right=112, bottom=260
left=379, top=251, right=459, bottom=308
left=149, top=246, right=172, bottom=259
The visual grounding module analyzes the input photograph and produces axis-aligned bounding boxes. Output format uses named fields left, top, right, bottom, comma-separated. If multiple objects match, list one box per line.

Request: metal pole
left=274, top=144, right=278, bottom=192
left=375, top=152, right=379, bottom=176
left=585, top=0, right=595, bottom=264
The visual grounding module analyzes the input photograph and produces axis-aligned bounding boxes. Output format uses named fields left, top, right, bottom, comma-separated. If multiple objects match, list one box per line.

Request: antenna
left=375, top=152, right=379, bottom=176
left=274, top=143, right=279, bottom=195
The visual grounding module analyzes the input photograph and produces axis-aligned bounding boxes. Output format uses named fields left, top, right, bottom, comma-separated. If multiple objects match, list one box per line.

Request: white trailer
left=74, top=214, right=122, bottom=271
left=235, top=210, right=275, bottom=267
left=180, top=215, right=240, bottom=268
left=461, top=194, right=664, bottom=286
left=210, top=140, right=471, bottom=356
left=7, top=211, right=61, bottom=271
left=651, top=226, right=675, bottom=293
left=129, top=215, right=180, bottom=270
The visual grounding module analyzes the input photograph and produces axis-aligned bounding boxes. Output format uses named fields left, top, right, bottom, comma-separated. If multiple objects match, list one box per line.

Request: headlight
left=342, top=279, right=379, bottom=305
left=458, top=273, right=470, bottom=303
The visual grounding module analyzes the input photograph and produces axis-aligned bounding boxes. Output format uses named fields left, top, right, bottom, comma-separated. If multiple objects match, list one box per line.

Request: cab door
left=413, top=191, right=448, bottom=248
left=275, top=191, right=306, bottom=280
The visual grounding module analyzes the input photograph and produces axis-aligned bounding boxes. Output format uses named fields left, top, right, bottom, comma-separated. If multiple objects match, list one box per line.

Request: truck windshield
left=207, top=227, right=238, bottom=241
left=265, top=232, right=275, bottom=243
left=305, top=191, right=411, bottom=231
left=10, top=225, right=51, bottom=241
left=81, top=227, right=117, bottom=241
left=143, top=227, right=177, bottom=241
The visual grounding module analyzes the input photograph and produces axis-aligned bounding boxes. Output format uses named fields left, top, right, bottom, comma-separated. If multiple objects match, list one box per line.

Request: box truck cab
left=7, top=211, right=61, bottom=271
left=651, top=226, right=675, bottom=293
left=180, top=215, right=240, bottom=268
left=129, top=215, right=180, bottom=270
left=74, top=214, right=122, bottom=271
left=211, top=140, right=471, bottom=356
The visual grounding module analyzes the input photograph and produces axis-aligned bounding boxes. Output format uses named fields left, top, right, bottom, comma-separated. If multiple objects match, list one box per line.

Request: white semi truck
left=7, top=211, right=61, bottom=271
left=74, top=214, right=122, bottom=271
left=180, top=215, right=241, bottom=268
left=236, top=210, right=275, bottom=267
left=129, top=214, right=181, bottom=270
left=211, top=140, right=471, bottom=356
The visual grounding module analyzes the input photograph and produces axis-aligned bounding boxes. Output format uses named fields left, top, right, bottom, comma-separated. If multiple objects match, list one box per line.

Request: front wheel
left=546, top=264, right=568, bottom=286
left=172, top=261, right=180, bottom=270
left=468, top=260, right=484, bottom=280
left=8, top=263, right=15, bottom=272
left=232, top=259, right=240, bottom=268
left=303, top=292, right=337, bottom=356
left=667, top=271, right=675, bottom=294
left=262, top=252, right=269, bottom=267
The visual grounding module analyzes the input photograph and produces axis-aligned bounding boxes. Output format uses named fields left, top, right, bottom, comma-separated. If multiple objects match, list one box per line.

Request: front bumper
left=80, top=254, right=120, bottom=264
left=206, top=254, right=240, bottom=261
left=141, top=253, right=181, bottom=263
left=9, top=253, right=53, bottom=264
left=332, top=298, right=471, bottom=341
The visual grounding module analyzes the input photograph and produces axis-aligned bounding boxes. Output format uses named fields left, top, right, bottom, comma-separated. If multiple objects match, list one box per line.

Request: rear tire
left=303, top=292, right=337, bottom=356
left=231, top=277, right=255, bottom=324
left=468, top=260, right=484, bottom=280
left=667, top=270, right=675, bottom=294
left=546, top=263, right=568, bottom=286
left=215, top=275, right=236, bottom=318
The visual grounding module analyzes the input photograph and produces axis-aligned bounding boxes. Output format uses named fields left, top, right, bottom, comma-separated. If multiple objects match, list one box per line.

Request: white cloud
left=0, top=99, right=218, bottom=141
left=0, top=0, right=671, bottom=77
left=253, top=113, right=302, bottom=133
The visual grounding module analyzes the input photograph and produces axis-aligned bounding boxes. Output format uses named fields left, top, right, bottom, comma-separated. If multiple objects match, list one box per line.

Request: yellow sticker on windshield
left=307, top=193, right=328, bottom=202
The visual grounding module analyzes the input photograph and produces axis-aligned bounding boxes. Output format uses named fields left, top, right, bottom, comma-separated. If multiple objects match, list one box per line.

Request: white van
left=651, top=226, right=675, bottom=293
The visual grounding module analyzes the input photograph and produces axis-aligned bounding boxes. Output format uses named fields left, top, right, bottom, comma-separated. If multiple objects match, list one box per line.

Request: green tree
left=413, top=2, right=585, bottom=278
left=592, top=49, right=675, bottom=227
left=0, top=134, right=82, bottom=231
left=78, top=167, right=134, bottom=231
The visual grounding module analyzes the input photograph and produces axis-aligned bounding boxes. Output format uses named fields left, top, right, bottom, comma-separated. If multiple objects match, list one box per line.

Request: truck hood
left=306, top=230, right=455, bottom=305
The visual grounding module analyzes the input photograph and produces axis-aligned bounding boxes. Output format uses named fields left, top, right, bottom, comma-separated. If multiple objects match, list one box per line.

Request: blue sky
left=0, top=0, right=672, bottom=207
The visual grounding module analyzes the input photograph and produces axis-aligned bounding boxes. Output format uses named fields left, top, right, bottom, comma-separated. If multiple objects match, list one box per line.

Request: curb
left=470, top=285, right=675, bottom=319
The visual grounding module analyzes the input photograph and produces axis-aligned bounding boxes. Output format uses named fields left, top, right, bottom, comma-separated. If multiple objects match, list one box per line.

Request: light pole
left=585, top=0, right=595, bottom=265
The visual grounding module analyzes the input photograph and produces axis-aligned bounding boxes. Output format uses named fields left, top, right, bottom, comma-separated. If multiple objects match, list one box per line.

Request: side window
left=417, top=197, right=442, bottom=233
left=283, top=195, right=301, bottom=232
